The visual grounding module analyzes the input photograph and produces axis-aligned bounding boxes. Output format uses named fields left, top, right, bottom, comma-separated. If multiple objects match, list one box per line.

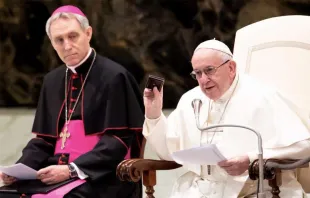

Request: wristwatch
left=68, top=164, right=78, bottom=178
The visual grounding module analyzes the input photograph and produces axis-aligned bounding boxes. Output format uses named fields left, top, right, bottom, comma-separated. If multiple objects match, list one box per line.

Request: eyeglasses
left=190, top=59, right=230, bottom=80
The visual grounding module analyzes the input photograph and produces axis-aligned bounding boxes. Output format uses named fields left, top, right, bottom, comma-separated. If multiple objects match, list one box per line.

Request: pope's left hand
left=218, top=155, right=250, bottom=176
left=37, top=165, right=70, bottom=185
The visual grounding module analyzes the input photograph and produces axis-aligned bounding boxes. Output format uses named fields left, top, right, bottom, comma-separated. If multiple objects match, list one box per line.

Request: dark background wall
left=0, top=0, right=309, bottom=108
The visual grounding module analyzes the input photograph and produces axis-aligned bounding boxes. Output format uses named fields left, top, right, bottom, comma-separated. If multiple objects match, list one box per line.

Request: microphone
left=191, top=99, right=202, bottom=116
left=191, top=99, right=203, bottom=130
left=191, top=99, right=224, bottom=132
left=191, top=99, right=266, bottom=198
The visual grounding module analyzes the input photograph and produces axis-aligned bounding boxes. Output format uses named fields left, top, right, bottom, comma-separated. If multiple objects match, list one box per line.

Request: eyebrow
left=193, top=65, right=214, bottom=70
left=53, top=31, right=79, bottom=39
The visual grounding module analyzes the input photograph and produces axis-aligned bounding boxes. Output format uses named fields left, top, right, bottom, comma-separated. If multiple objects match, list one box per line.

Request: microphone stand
left=192, top=100, right=266, bottom=198
left=200, top=124, right=265, bottom=198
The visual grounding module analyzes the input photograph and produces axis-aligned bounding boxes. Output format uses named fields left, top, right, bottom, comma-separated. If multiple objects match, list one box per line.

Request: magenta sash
left=32, top=120, right=99, bottom=198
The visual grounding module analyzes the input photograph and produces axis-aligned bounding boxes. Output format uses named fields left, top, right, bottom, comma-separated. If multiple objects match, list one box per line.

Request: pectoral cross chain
left=208, top=165, right=211, bottom=175
left=60, top=128, right=70, bottom=149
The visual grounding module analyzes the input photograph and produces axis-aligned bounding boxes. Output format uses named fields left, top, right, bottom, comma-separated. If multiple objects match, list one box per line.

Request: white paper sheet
left=171, top=144, right=227, bottom=165
left=0, top=163, right=37, bottom=180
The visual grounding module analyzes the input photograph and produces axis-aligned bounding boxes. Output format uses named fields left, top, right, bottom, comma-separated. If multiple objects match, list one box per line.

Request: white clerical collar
left=66, top=48, right=92, bottom=73
left=214, top=73, right=239, bottom=104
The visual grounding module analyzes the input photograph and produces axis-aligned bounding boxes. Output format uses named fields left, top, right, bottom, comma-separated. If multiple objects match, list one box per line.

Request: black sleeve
left=73, top=71, right=144, bottom=182
left=16, top=135, right=56, bottom=170
left=73, top=130, right=134, bottom=181
left=16, top=75, right=58, bottom=171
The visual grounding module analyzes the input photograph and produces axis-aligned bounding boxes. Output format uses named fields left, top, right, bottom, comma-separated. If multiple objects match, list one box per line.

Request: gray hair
left=45, top=12, right=89, bottom=38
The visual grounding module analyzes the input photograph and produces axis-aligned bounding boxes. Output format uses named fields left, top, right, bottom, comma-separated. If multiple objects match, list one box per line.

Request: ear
left=85, top=26, right=92, bottom=42
left=229, top=60, right=237, bottom=77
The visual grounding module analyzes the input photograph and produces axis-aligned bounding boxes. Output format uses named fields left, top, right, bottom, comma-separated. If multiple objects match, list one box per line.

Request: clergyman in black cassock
left=0, top=5, right=144, bottom=198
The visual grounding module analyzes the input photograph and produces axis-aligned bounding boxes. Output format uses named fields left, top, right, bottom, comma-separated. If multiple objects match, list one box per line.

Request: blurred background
left=1, top=0, right=310, bottom=108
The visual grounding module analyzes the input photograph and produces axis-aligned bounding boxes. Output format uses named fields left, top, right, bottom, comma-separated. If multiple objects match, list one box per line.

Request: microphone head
left=192, top=99, right=202, bottom=115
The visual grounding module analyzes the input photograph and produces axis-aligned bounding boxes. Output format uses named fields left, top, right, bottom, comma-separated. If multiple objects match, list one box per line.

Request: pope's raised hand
left=144, top=87, right=163, bottom=119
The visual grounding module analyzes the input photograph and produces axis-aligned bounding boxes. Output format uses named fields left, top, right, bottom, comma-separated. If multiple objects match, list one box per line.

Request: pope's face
left=49, top=16, right=92, bottom=66
left=191, top=49, right=236, bottom=100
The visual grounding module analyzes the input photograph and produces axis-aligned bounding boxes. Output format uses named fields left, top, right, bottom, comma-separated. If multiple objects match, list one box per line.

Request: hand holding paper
left=218, top=155, right=250, bottom=176
left=0, top=171, right=17, bottom=185
left=171, top=144, right=226, bottom=165
left=0, top=163, right=37, bottom=180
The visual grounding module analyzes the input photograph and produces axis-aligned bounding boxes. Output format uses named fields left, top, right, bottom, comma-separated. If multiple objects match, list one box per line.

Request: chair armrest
left=116, top=158, right=182, bottom=182
left=249, top=158, right=310, bottom=198
left=249, top=158, right=309, bottom=181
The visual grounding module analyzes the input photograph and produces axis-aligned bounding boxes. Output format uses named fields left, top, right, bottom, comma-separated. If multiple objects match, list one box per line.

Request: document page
left=171, top=144, right=226, bottom=165
left=0, top=163, right=37, bottom=180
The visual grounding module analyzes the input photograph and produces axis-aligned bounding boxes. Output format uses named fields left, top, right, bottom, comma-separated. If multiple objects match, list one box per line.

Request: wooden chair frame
left=116, top=139, right=310, bottom=198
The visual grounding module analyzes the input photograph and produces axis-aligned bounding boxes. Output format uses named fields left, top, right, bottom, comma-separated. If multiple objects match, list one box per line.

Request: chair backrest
left=233, top=15, right=310, bottom=192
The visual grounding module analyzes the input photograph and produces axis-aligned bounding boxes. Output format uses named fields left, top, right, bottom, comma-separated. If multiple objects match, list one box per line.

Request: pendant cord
left=202, top=75, right=239, bottom=176
left=205, top=76, right=239, bottom=144
left=65, top=48, right=97, bottom=129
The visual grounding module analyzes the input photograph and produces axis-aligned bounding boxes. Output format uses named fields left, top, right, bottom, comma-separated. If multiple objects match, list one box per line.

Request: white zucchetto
left=194, top=39, right=233, bottom=57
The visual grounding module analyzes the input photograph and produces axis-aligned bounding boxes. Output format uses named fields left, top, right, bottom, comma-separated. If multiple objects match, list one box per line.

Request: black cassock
left=0, top=50, right=144, bottom=198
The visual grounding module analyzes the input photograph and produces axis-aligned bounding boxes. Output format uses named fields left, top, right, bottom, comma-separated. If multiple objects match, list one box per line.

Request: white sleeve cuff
left=145, top=114, right=162, bottom=125
left=143, top=113, right=164, bottom=137
left=70, top=162, right=89, bottom=180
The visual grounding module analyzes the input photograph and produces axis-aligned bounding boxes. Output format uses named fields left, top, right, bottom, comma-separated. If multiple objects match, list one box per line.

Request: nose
left=199, top=72, right=211, bottom=83
left=64, top=39, right=72, bottom=51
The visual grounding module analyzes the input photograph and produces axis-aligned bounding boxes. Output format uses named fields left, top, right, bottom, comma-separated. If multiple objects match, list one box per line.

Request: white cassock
left=143, top=73, right=310, bottom=198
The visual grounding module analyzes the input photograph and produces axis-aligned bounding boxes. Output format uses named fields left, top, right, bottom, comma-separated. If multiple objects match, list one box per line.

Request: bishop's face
left=49, top=16, right=92, bottom=66
left=191, top=49, right=236, bottom=101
